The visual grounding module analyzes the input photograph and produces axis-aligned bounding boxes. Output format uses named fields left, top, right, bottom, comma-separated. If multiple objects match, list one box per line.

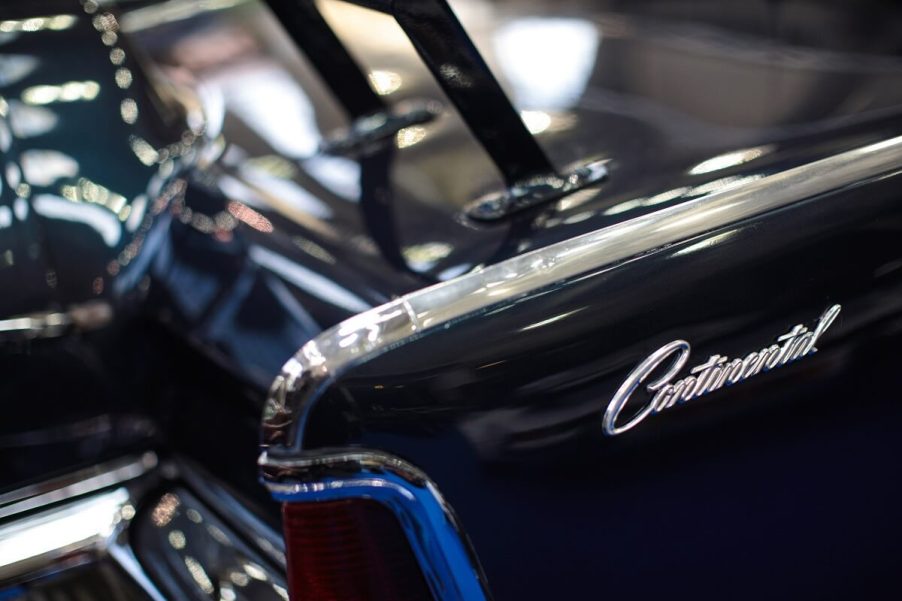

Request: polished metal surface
left=0, top=452, right=157, bottom=521
left=260, top=135, right=902, bottom=601
left=262, top=133, right=902, bottom=454
left=0, top=456, right=286, bottom=601
left=134, top=488, right=288, bottom=601
left=464, top=158, right=608, bottom=220
left=320, top=100, right=440, bottom=154
left=0, top=302, right=113, bottom=340
left=261, top=449, right=490, bottom=601
left=0, top=454, right=167, bottom=601
left=0, top=487, right=138, bottom=583
left=114, top=0, right=902, bottom=393
left=603, top=304, right=842, bottom=435
left=5, top=1, right=902, bottom=600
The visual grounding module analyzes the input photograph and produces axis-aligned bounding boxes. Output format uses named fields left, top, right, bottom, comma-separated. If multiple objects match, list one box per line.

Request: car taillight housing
left=281, top=498, right=434, bottom=601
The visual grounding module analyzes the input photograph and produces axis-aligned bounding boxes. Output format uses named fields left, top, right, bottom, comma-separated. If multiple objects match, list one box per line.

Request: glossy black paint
left=128, top=0, right=902, bottom=388
left=5, top=1, right=902, bottom=600
left=0, top=7, right=200, bottom=315
left=314, top=168, right=902, bottom=599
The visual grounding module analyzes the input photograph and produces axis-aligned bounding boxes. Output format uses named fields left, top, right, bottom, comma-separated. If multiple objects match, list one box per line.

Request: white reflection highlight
left=672, top=231, right=738, bottom=257
left=168, top=530, right=186, bottom=550
left=213, top=63, right=319, bottom=158
left=688, top=145, right=774, bottom=175
left=0, top=120, right=9, bottom=152
left=22, top=81, right=100, bottom=105
left=520, top=110, right=551, bottom=134
left=60, top=177, right=128, bottom=216
left=494, top=18, right=598, bottom=109
left=396, top=126, right=426, bottom=149
left=20, top=149, right=78, bottom=185
left=8, top=101, right=58, bottom=138
left=520, top=307, right=585, bottom=332
left=184, top=556, right=215, bottom=594
left=0, top=206, right=11, bottom=228
left=0, top=488, right=128, bottom=570
left=115, top=67, right=132, bottom=89
left=129, top=135, right=158, bottom=165
left=250, top=245, right=370, bottom=313
left=120, top=98, right=138, bottom=124
left=32, top=194, right=122, bottom=246
left=0, top=55, right=39, bottom=86
left=303, top=155, right=360, bottom=201
left=603, top=186, right=691, bottom=216
left=244, top=561, right=268, bottom=581
left=368, top=70, right=402, bottom=95
left=13, top=197, right=28, bottom=220
left=437, top=263, right=472, bottom=281
left=0, top=15, right=76, bottom=33
left=403, top=242, right=453, bottom=271
left=239, top=168, right=332, bottom=219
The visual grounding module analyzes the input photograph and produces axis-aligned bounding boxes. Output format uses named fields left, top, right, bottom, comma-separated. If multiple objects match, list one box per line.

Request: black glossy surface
left=0, top=2, right=193, bottom=320
left=134, top=487, right=287, bottom=601
left=5, top=1, right=902, bottom=600
left=320, top=170, right=902, bottom=599
left=126, top=0, right=902, bottom=387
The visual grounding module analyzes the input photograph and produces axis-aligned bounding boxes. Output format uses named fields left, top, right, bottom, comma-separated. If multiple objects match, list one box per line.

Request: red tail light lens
left=282, top=498, right=434, bottom=601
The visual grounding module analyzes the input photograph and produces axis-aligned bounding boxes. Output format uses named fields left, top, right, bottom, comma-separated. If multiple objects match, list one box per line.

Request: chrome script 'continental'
left=603, top=304, right=842, bottom=435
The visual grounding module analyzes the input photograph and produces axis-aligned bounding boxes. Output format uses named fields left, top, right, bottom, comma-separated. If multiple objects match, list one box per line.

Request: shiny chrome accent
left=0, top=452, right=157, bottom=520
left=603, top=304, right=842, bottom=435
left=465, top=158, right=608, bottom=221
left=320, top=100, right=440, bottom=155
left=0, top=300, right=113, bottom=341
left=0, top=487, right=138, bottom=582
left=0, top=456, right=166, bottom=601
left=262, top=134, right=902, bottom=454
left=261, top=135, right=902, bottom=601
left=0, top=454, right=284, bottom=601
left=260, top=449, right=490, bottom=601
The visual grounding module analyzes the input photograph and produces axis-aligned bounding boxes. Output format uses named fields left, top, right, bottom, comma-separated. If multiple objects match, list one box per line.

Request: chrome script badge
left=603, top=304, right=841, bottom=436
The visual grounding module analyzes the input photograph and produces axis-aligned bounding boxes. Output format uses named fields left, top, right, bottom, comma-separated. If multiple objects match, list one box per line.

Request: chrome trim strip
left=0, top=487, right=134, bottom=581
left=260, top=134, right=902, bottom=601
left=261, top=449, right=490, bottom=601
left=0, top=452, right=158, bottom=521
left=262, top=134, right=902, bottom=453
left=0, top=483, right=168, bottom=601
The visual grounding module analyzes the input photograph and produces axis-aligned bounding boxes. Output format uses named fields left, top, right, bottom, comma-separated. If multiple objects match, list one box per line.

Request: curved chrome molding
left=262, top=134, right=902, bottom=454
left=0, top=487, right=140, bottom=582
left=260, top=134, right=902, bottom=601
left=465, top=158, right=608, bottom=221
left=0, top=456, right=165, bottom=601
left=260, top=449, right=490, bottom=601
